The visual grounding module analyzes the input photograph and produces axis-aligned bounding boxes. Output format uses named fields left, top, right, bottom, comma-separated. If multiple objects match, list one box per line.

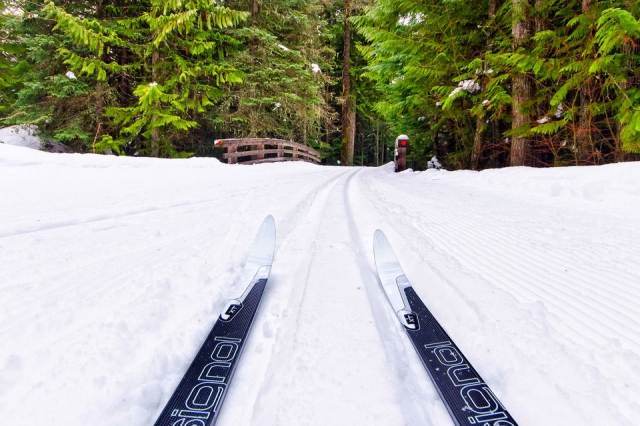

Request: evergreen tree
left=2, top=0, right=637, bottom=166
left=6, top=1, right=102, bottom=148
left=207, top=0, right=329, bottom=149
left=9, top=0, right=247, bottom=156
left=0, top=1, right=28, bottom=119
left=356, top=0, right=487, bottom=169
left=357, top=0, right=639, bottom=169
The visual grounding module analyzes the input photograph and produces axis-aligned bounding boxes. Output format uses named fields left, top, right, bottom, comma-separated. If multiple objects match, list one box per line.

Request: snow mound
left=0, top=125, right=43, bottom=150
left=417, top=163, right=640, bottom=212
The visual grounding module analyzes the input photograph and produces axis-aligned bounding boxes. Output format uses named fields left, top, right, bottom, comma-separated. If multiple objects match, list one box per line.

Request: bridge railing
left=214, top=138, right=321, bottom=165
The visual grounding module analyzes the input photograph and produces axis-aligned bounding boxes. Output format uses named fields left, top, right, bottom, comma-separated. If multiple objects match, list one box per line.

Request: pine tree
left=356, top=0, right=487, bottom=169
left=9, top=0, right=247, bottom=156
left=6, top=1, right=102, bottom=148
left=357, top=0, right=639, bottom=169
left=208, top=0, right=329, bottom=148
left=0, top=1, right=29, bottom=119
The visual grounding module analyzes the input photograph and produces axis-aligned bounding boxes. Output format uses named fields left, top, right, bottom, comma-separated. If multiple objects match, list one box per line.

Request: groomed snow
left=1, top=143, right=639, bottom=425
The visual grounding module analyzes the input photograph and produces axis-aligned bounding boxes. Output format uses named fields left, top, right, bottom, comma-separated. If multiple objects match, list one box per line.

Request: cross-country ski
left=373, top=230, right=517, bottom=426
left=154, top=215, right=275, bottom=426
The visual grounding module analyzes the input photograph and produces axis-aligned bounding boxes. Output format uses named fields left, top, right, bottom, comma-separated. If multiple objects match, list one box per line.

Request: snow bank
left=418, top=163, right=640, bottom=212
left=0, top=142, right=223, bottom=169
left=0, top=125, right=43, bottom=149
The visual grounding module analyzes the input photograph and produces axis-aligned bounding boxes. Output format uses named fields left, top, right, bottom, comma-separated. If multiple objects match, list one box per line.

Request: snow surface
left=1, top=143, right=639, bottom=425
left=0, top=125, right=43, bottom=150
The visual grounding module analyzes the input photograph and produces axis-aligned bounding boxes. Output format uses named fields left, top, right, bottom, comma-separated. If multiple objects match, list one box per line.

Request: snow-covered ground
left=1, top=143, right=638, bottom=426
left=0, top=125, right=43, bottom=149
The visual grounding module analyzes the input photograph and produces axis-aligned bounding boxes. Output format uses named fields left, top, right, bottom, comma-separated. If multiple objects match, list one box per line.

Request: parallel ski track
left=232, top=168, right=424, bottom=426
left=342, top=170, right=443, bottom=425
left=214, top=168, right=352, bottom=425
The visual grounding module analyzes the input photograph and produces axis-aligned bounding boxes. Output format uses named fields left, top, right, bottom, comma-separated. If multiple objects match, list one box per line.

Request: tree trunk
left=533, top=0, right=546, bottom=33
left=151, top=48, right=160, bottom=157
left=471, top=0, right=497, bottom=169
left=577, top=0, right=593, bottom=164
left=349, top=96, right=356, bottom=161
left=341, top=0, right=354, bottom=166
left=510, top=0, right=532, bottom=167
left=251, top=0, right=259, bottom=56
left=375, top=118, right=380, bottom=166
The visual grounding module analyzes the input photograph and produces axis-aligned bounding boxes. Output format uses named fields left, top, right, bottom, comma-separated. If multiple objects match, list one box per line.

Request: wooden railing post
left=256, top=142, right=264, bottom=160
left=228, top=144, right=237, bottom=164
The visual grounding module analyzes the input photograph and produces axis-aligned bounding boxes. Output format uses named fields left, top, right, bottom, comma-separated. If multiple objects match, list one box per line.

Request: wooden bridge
left=214, top=138, right=321, bottom=165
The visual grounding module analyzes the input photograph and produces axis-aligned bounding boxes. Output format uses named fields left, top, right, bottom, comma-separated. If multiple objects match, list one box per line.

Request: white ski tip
left=373, top=229, right=387, bottom=249
left=264, top=214, right=275, bottom=226
left=372, top=229, right=408, bottom=313
left=250, top=215, right=276, bottom=265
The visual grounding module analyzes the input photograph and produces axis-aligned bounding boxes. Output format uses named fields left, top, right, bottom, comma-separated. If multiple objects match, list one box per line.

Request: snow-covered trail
left=240, top=170, right=407, bottom=425
left=1, top=144, right=639, bottom=426
left=352, top=166, right=640, bottom=425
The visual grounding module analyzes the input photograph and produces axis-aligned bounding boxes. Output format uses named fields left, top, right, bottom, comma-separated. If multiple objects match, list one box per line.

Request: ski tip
left=259, top=215, right=276, bottom=245
left=373, top=229, right=388, bottom=249
left=262, top=214, right=275, bottom=228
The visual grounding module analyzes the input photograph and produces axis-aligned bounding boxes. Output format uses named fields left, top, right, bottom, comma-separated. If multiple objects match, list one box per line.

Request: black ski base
left=154, top=279, right=267, bottom=426
left=403, top=287, right=518, bottom=426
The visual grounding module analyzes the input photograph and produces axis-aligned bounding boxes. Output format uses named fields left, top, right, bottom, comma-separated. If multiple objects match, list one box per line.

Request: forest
left=1, top=0, right=639, bottom=169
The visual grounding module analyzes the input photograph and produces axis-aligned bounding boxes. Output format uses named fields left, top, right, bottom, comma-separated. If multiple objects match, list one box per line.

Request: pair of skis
left=154, top=217, right=517, bottom=426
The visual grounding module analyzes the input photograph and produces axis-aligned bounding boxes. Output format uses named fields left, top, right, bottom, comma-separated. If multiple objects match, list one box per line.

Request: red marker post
left=395, top=134, right=409, bottom=172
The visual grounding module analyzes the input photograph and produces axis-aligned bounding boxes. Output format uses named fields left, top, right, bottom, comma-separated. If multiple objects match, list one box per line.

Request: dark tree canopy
left=1, top=0, right=639, bottom=168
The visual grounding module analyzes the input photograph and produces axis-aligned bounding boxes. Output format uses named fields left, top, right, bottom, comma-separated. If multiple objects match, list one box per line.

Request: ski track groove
left=248, top=173, right=346, bottom=425
left=242, top=168, right=413, bottom=426
left=213, top=169, right=352, bottom=425
left=344, top=170, right=440, bottom=425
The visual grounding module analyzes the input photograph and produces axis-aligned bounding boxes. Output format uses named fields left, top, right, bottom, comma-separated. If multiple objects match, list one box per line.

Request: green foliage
left=205, top=0, right=331, bottom=150
left=0, top=1, right=29, bottom=116
left=3, top=0, right=638, bottom=167
left=94, top=134, right=125, bottom=155
left=355, top=0, right=487, bottom=168
left=356, top=0, right=640, bottom=168
left=594, top=8, right=640, bottom=153
left=4, top=0, right=249, bottom=155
